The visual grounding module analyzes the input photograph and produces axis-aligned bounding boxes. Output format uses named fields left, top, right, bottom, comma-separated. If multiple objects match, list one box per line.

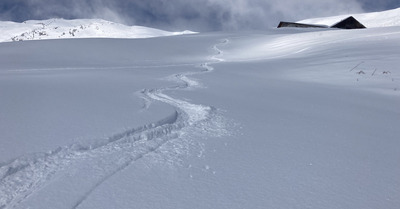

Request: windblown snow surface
left=1, top=9, right=400, bottom=209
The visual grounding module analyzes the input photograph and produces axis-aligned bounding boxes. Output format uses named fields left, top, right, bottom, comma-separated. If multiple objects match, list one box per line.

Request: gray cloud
left=0, top=0, right=398, bottom=31
left=358, top=0, right=400, bottom=11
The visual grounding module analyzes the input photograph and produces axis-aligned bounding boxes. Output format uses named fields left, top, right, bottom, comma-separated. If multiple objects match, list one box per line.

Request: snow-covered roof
left=298, top=7, right=400, bottom=28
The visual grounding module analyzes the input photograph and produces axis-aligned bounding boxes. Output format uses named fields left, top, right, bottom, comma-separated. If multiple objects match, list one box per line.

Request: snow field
left=221, top=26, right=400, bottom=95
left=0, top=38, right=232, bottom=209
left=1, top=7, right=400, bottom=209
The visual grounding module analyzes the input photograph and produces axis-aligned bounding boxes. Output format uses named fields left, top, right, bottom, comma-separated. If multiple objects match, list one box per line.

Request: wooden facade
left=331, top=16, right=366, bottom=29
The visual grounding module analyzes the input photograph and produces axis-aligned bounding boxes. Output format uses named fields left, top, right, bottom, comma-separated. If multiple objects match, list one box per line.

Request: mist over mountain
left=1, top=0, right=399, bottom=31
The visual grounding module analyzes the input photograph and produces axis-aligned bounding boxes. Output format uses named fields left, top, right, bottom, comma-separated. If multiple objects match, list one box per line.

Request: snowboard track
left=0, top=39, right=229, bottom=209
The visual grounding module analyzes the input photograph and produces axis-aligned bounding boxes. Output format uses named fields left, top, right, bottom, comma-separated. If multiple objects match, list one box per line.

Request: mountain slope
left=0, top=19, right=196, bottom=43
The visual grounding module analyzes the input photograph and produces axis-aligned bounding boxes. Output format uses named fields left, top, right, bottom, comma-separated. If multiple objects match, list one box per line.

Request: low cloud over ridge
left=0, top=0, right=397, bottom=31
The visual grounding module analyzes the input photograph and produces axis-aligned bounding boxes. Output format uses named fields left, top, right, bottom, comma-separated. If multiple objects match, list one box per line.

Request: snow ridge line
left=4, top=63, right=197, bottom=73
left=0, top=39, right=229, bottom=209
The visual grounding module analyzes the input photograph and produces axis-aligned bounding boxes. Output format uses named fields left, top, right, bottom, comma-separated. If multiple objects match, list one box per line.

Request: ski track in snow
left=0, top=39, right=229, bottom=209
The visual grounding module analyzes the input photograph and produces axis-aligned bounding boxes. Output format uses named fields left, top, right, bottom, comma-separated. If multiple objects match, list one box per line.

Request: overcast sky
left=0, top=0, right=399, bottom=31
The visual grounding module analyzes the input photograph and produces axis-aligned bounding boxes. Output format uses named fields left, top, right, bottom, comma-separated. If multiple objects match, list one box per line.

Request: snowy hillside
left=0, top=18, right=196, bottom=42
left=299, top=7, right=400, bottom=28
left=1, top=8, right=400, bottom=209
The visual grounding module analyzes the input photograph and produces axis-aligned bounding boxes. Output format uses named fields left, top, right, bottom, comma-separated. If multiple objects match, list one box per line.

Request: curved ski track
left=0, top=39, right=229, bottom=209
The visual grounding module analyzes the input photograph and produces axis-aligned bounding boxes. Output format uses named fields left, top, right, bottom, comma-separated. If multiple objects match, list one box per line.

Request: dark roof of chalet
left=277, top=16, right=366, bottom=29
left=277, top=22, right=328, bottom=29
left=331, top=16, right=366, bottom=29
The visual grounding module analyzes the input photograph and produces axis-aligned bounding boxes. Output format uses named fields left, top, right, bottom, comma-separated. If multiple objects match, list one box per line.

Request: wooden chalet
left=277, top=16, right=366, bottom=29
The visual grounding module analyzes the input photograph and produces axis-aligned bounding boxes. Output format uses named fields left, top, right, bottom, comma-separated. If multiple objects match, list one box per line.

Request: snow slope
left=299, top=7, right=400, bottom=28
left=0, top=18, right=196, bottom=42
left=1, top=8, right=400, bottom=209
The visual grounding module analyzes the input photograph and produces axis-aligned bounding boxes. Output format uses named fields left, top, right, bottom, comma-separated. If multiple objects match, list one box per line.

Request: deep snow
left=1, top=9, right=400, bottom=209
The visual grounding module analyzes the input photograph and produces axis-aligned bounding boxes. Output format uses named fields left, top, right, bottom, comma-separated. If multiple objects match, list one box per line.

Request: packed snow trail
left=0, top=39, right=229, bottom=209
